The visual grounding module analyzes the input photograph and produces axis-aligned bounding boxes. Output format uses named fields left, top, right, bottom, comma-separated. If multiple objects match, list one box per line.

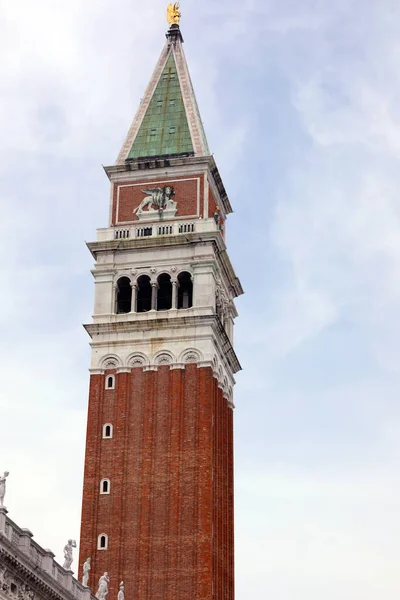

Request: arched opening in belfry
left=178, top=272, right=193, bottom=309
left=116, top=277, right=132, bottom=314
left=137, top=275, right=152, bottom=313
left=157, top=274, right=172, bottom=311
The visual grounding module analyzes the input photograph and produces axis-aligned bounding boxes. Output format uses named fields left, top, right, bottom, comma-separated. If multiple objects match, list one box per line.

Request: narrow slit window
left=105, top=375, right=115, bottom=390
left=98, top=534, right=108, bottom=550
left=103, top=424, right=113, bottom=439
left=100, top=479, right=110, bottom=495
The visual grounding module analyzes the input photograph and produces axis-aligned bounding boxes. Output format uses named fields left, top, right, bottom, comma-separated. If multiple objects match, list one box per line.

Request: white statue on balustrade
left=63, top=539, right=76, bottom=571
left=82, top=557, right=91, bottom=587
left=96, top=572, right=110, bottom=600
left=0, top=471, right=9, bottom=507
left=117, top=582, right=124, bottom=600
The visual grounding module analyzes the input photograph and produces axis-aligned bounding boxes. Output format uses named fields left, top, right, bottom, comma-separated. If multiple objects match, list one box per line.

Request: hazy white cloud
left=236, top=469, right=400, bottom=600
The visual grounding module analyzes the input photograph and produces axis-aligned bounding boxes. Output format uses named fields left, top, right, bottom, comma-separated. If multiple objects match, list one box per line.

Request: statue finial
left=0, top=472, right=9, bottom=508
left=167, top=2, right=181, bottom=26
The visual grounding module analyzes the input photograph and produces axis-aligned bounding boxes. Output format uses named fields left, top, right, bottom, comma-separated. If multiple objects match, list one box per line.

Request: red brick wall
left=79, top=365, right=234, bottom=600
left=112, top=175, right=204, bottom=224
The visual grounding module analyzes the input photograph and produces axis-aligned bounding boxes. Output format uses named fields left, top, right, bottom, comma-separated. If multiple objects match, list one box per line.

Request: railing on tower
left=100, top=218, right=220, bottom=243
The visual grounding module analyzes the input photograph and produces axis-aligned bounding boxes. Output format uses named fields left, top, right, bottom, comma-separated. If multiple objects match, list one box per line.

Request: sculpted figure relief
left=20, top=584, right=35, bottom=600
left=82, top=557, right=91, bottom=587
left=135, top=186, right=176, bottom=214
left=96, top=572, right=110, bottom=600
left=0, top=566, right=10, bottom=594
left=63, top=539, right=76, bottom=571
left=0, top=472, right=9, bottom=507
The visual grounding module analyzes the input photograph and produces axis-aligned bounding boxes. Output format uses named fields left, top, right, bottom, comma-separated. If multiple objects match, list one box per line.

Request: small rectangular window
left=170, top=72, right=176, bottom=80
left=169, top=99, right=176, bottom=106
left=150, top=129, right=157, bottom=136
left=157, top=100, right=163, bottom=107
left=169, top=127, right=176, bottom=134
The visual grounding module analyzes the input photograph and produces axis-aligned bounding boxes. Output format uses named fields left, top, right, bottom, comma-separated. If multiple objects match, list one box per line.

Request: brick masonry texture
left=79, top=365, right=234, bottom=600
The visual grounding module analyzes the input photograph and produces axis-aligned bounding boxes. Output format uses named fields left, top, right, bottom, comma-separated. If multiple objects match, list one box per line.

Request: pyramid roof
left=117, top=27, right=210, bottom=164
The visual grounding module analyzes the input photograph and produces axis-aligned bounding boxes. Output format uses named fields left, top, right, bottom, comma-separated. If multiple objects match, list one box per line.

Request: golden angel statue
left=167, top=2, right=181, bottom=26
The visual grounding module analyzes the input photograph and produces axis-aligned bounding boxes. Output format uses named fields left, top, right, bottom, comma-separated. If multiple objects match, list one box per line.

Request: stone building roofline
left=0, top=508, right=95, bottom=600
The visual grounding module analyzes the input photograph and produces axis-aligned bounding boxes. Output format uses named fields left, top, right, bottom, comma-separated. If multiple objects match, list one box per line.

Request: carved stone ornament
left=19, top=583, right=35, bottom=600
left=129, top=355, right=146, bottom=368
left=0, top=567, right=36, bottom=600
left=103, top=358, right=118, bottom=370
left=150, top=268, right=157, bottom=275
left=0, top=566, right=10, bottom=596
left=183, top=351, right=201, bottom=364
left=155, top=353, right=173, bottom=366
left=134, top=186, right=178, bottom=222
left=171, top=266, right=177, bottom=273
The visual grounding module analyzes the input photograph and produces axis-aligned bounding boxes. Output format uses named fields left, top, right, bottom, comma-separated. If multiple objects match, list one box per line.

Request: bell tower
left=79, top=11, right=243, bottom=600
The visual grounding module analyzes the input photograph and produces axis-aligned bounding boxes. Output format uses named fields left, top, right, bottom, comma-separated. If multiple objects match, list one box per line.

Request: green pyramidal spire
left=117, top=26, right=210, bottom=164
left=128, top=54, right=194, bottom=159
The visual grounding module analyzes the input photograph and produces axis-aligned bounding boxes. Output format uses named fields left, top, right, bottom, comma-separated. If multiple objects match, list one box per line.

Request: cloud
left=236, top=469, right=400, bottom=600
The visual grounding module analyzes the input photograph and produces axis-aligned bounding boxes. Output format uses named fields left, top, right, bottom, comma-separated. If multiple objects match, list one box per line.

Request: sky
left=1, top=0, right=400, bottom=598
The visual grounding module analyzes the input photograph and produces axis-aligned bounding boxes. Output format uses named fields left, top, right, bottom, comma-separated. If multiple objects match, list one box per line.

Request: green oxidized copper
left=128, top=54, right=194, bottom=159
